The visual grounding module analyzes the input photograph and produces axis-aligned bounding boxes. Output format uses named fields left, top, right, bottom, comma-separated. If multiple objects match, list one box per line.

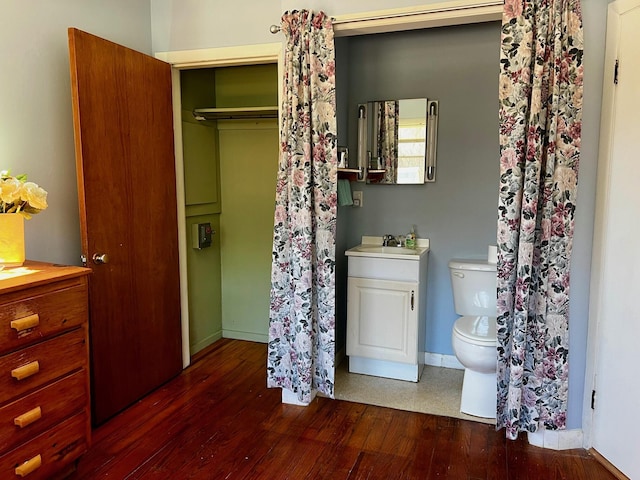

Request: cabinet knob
left=10, top=314, right=40, bottom=333
left=14, top=454, right=42, bottom=477
left=92, top=253, right=110, bottom=264
left=14, top=406, right=42, bottom=428
left=11, top=361, right=40, bottom=381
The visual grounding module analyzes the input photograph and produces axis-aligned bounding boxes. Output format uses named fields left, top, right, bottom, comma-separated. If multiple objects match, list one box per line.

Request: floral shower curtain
left=267, top=11, right=337, bottom=404
left=496, top=0, right=584, bottom=439
left=377, top=101, right=399, bottom=183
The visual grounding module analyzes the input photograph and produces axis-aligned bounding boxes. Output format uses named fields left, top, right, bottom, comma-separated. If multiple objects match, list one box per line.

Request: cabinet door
left=347, top=277, right=418, bottom=364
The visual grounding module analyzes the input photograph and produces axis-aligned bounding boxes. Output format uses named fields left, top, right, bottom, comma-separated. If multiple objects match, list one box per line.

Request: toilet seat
left=453, top=316, right=496, bottom=346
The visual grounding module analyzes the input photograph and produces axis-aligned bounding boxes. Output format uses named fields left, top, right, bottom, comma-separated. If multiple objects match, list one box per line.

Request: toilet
left=449, top=258, right=497, bottom=419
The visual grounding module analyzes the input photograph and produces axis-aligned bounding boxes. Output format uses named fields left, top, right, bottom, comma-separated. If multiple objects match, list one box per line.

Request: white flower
left=21, top=182, right=48, bottom=211
left=0, top=170, right=48, bottom=218
left=0, top=176, right=22, bottom=204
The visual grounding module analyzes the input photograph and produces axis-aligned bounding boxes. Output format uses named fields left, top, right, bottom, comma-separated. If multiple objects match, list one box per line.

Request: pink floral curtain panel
left=377, top=101, right=399, bottom=183
left=497, top=0, right=584, bottom=439
left=267, top=11, right=337, bottom=404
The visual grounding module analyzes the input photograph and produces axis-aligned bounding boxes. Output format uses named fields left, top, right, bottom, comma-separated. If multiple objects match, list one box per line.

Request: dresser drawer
left=0, top=412, right=87, bottom=480
left=0, top=283, right=88, bottom=355
left=0, top=328, right=87, bottom=405
left=0, top=370, right=86, bottom=453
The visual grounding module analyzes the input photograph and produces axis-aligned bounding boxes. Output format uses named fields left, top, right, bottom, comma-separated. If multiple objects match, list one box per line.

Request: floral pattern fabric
left=267, top=11, right=337, bottom=404
left=497, top=0, right=584, bottom=440
left=377, top=101, right=399, bottom=183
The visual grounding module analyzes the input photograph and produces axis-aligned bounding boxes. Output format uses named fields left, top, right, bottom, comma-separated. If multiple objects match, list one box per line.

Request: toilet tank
left=448, top=259, right=497, bottom=317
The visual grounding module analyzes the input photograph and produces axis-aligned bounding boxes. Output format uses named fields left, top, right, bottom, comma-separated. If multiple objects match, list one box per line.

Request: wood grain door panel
left=68, top=28, right=182, bottom=425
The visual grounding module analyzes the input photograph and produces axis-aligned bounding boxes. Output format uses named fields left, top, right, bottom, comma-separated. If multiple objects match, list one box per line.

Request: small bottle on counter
left=405, top=226, right=416, bottom=249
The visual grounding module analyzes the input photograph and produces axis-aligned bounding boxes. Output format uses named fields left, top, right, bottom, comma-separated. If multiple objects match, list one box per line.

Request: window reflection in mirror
left=396, top=98, right=427, bottom=184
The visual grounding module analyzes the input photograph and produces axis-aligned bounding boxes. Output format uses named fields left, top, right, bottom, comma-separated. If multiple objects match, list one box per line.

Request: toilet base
left=460, top=369, right=496, bottom=419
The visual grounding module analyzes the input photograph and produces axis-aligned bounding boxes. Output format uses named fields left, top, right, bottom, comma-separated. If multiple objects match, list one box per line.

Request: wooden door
left=589, top=1, right=640, bottom=478
left=68, top=28, right=182, bottom=425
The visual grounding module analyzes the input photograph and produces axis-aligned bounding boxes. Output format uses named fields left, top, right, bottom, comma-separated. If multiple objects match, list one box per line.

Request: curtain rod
left=269, top=21, right=336, bottom=34
left=269, top=14, right=337, bottom=34
left=269, top=1, right=502, bottom=34
left=336, top=1, right=501, bottom=24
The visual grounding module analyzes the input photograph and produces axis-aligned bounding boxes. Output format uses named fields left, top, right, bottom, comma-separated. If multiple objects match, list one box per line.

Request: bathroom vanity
left=345, top=236, right=429, bottom=382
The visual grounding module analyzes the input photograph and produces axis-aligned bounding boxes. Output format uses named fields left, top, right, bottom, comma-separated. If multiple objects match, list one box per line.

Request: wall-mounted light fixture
left=357, top=104, right=367, bottom=182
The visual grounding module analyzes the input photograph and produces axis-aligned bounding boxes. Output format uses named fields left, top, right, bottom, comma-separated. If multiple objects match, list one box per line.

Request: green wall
left=215, top=64, right=278, bottom=342
left=181, top=64, right=278, bottom=355
left=218, top=121, right=278, bottom=341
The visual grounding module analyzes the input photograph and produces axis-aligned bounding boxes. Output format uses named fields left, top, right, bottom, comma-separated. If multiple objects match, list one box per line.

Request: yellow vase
left=0, top=213, right=25, bottom=267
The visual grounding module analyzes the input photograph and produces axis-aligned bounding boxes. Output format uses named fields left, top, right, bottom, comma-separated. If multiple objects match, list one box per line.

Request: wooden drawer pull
left=10, top=314, right=40, bottom=332
left=14, top=454, right=41, bottom=477
left=11, top=361, right=40, bottom=381
left=14, top=406, right=42, bottom=428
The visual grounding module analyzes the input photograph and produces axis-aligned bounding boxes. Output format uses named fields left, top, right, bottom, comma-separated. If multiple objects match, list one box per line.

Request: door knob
left=92, top=253, right=110, bottom=264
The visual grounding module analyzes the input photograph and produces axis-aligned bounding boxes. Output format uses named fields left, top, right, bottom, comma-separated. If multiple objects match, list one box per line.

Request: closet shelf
left=193, top=106, right=278, bottom=121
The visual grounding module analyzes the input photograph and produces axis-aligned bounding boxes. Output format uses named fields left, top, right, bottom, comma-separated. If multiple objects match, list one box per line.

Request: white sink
left=346, top=237, right=430, bottom=260
left=354, top=246, right=419, bottom=255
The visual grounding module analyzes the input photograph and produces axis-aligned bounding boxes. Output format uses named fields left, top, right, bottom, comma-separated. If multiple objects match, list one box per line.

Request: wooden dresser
left=0, top=262, right=91, bottom=479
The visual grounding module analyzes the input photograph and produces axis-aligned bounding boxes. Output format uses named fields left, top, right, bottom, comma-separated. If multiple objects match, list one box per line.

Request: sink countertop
left=345, top=236, right=430, bottom=260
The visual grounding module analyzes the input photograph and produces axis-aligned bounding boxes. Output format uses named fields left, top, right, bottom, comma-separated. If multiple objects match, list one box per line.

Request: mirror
left=357, top=98, right=438, bottom=184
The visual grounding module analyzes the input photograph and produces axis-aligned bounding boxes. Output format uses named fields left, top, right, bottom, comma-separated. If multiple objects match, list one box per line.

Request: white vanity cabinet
left=347, top=277, right=418, bottom=364
left=345, top=237, right=429, bottom=382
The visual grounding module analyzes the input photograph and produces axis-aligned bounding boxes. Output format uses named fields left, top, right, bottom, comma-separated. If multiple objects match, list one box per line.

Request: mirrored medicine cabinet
left=345, top=98, right=438, bottom=185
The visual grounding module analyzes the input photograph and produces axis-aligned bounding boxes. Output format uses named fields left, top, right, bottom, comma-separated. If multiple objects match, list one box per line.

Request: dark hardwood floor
left=70, top=339, right=614, bottom=479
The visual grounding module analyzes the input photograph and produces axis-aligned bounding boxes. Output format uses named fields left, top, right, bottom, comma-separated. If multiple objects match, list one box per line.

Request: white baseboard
left=527, top=429, right=584, bottom=450
left=424, top=352, right=464, bottom=370
left=190, top=331, right=222, bottom=357
left=222, top=330, right=268, bottom=343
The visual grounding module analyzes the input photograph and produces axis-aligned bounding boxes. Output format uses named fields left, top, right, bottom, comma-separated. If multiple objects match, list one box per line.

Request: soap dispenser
left=405, top=226, right=417, bottom=249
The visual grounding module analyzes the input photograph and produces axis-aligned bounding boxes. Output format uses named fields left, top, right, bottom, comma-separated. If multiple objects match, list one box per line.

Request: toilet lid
left=454, top=316, right=497, bottom=346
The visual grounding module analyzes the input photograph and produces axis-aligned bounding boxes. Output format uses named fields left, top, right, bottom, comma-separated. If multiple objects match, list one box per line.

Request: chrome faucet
left=383, top=234, right=399, bottom=247
left=383, top=234, right=407, bottom=247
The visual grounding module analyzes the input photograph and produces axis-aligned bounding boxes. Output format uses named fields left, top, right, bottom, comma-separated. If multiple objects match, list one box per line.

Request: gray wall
left=151, top=0, right=280, bottom=51
left=336, top=22, right=501, bottom=359
left=150, top=0, right=473, bottom=52
left=2, top=0, right=153, bottom=267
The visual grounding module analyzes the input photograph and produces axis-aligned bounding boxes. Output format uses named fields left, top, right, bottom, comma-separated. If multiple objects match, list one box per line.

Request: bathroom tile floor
left=334, top=360, right=495, bottom=425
